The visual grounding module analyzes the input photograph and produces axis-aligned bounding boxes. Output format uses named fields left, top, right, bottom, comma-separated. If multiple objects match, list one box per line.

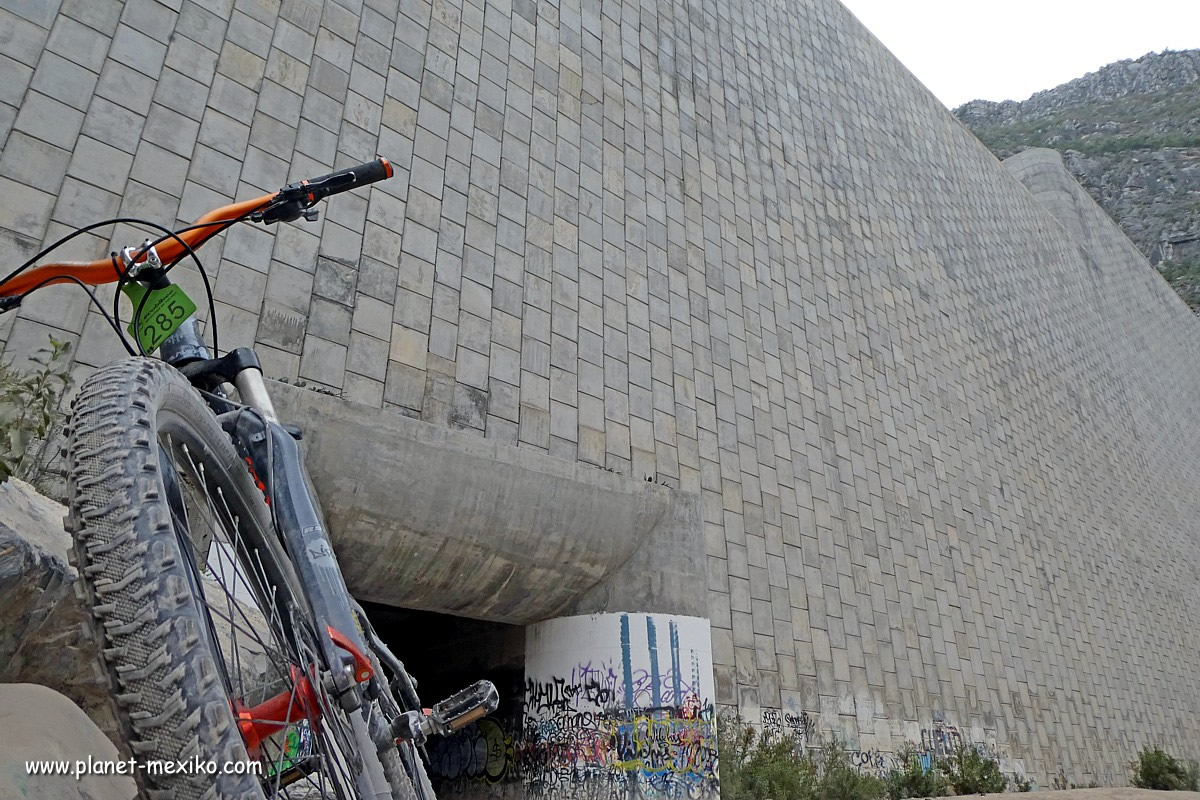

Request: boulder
left=0, top=478, right=115, bottom=738
left=0, top=682, right=134, bottom=800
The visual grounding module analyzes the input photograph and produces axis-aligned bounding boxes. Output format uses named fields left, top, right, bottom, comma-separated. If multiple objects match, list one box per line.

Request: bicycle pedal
left=430, top=679, right=499, bottom=732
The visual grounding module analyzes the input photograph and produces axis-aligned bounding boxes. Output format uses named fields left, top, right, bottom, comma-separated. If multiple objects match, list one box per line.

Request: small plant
left=1130, top=746, right=1200, bottom=791
left=940, top=743, right=1006, bottom=795
left=884, top=745, right=948, bottom=799
left=1052, top=770, right=1069, bottom=790
left=717, top=715, right=818, bottom=800
left=0, top=337, right=73, bottom=489
left=1010, top=775, right=1033, bottom=792
left=817, top=738, right=885, bottom=800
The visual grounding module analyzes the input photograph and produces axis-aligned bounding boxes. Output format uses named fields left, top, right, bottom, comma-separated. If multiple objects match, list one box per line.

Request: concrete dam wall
left=1, top=0, right=1199, bottom=793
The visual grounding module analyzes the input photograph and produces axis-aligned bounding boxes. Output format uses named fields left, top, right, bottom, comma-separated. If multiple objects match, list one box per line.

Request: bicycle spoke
left=163, top=435, right=365, bottom=799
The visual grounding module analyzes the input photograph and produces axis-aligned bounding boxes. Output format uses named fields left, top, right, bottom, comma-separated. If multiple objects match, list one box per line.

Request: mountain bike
left=0, top=158, right=497, bottom=799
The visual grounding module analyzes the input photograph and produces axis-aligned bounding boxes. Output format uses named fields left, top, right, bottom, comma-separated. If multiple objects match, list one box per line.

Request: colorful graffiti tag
left=428, top=614, right=719, bottom=799
left=754, top=707, right=1029, bottom=785
left=520, top=613, right=720, bottom=799
left=429, top=716, right=517, bottom=785
left=920, top=719, right=965, bottom=759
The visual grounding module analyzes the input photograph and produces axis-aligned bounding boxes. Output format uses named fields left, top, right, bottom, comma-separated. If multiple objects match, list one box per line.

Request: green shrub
left=816, top=739, right=885, bottom=800
left=0, top=337, right=73, bottom=488
left=717, top=715, right=818, bottom=800
left=1130, top=746, right=1200, bottom=791
left=717, top=719, right=896, bottom=800
left=940, top=743, right=1006, bottom=795
left=1158, top=261, right=1200, bottom=313
left=884, top=745, right=948, bottom=799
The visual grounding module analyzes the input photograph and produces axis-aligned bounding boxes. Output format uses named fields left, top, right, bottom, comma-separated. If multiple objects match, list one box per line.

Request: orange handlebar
left=0, top=194, right=275, bottom=298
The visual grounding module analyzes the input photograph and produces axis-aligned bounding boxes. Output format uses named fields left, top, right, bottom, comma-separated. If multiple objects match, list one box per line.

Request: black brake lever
left=251, top=195, right=319, bottom=225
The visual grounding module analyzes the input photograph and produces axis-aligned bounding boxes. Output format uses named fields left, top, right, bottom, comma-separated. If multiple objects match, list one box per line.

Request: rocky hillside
left=955, top=50, right=1200, bottom=309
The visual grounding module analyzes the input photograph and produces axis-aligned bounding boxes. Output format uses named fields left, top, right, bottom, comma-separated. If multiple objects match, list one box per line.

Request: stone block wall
left=2, top=0, right=1199, bottom=785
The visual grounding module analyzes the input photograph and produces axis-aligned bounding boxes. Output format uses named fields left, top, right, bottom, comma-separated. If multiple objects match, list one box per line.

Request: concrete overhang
left=271, top=383, right=705, bottom=625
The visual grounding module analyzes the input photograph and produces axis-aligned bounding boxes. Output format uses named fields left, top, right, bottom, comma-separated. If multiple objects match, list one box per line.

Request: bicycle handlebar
left=301, top=158, right=394, bottom=202
left=0, top=158, right=394, bottom=298
left=257, top=157, right=392, bottom=224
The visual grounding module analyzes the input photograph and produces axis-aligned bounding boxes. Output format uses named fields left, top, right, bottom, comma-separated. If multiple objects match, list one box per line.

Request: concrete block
left=347, top=330, right=389, bottom=381
left=197, top=108, right=251, bottom=159
left=256, top=301, right=307, bottom=354
left=110, top=24, right=167, bottom=78
left=117, top=0, right=177, bottom=43
left=176, top=1, right=227, bottom=51
left=42, top=17, right=106, bottom=76
left=216, top=40, right=266, bottom=89
left=383, top=359, right=424, bottom=410
left=343, top=372, right=384, bottom=406
left=390, top=324, right=428, bottom=370
left=163, top=34, right=219, bottom=81
left=308, top=296, right=352, bottom=345
left=13, top=92, right=83, bottom=150
left=298, top=333, right=347, bottom=387
left=213, top=260, right=268, bottom=313
left=351, top=293, right=392, bottom=341
left=0, top=133, right=70, bottom=195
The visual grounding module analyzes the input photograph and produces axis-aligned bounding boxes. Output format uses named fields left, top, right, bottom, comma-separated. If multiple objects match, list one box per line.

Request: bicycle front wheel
left=65, top=358, right=398, bottom=799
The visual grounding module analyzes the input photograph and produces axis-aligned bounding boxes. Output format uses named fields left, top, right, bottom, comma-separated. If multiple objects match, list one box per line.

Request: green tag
left=122, top=283, right=197, bottom=353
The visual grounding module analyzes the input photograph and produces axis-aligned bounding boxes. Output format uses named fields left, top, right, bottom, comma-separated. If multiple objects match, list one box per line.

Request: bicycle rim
left=66, top=358, right=382, bottom=800
left=160, top=416, right=373, bottom=799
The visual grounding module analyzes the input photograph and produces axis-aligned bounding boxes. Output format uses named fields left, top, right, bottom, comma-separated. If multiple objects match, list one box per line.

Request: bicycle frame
left=181, top=338, right=370, bottom=688
left=159, top=309, right=399, bottom=793
left=2, top=156, right=495, bottom=799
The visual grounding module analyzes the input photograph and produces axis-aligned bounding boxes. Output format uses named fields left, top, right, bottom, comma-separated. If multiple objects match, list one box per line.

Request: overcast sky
left=837, top=0, right=1200, bottom=109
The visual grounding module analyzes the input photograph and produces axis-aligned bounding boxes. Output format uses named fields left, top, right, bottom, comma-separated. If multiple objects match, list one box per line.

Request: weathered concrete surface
left=567, top=483, right=706, bottom=619
left=0, top=479, right=113, bottom=738
left=0, top=683, right=135, bottom=800
left=273, top=383, right=702, bottom=624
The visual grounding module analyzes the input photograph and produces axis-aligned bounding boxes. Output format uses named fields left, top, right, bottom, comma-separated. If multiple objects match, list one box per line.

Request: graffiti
left=920, top=720, right=965, bottom=758
left=846, top=749, right=894, bottom=775
left=520, top=613, right=720, bottom=800
left=761, top=707, right=817, bottom=750
left=915, top=719, right=1028, bottom=786
left=516, top=709, right=718, bottom=800
left=785, top=710, right=817, bottom=742
left=750, top=704, right=1028, bottom=786
left=429, top=716, right=517, bottom=785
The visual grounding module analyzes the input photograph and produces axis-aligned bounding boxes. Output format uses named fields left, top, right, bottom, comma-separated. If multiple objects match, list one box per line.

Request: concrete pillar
left=521, top=613, right=719, bottom=800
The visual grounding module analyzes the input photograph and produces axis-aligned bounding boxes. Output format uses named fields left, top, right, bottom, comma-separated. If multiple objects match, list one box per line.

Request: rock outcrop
left=0, top=479, right=114, bottom=738
left=957, top=49, right=1200, bottom=127
left=954, top=49, right=1200, bottom=277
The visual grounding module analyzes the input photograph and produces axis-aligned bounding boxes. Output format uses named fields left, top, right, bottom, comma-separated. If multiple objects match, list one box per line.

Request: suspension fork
left=237, top=412, right=370, bottom=708
left=153, top=292, right=372, bottom=708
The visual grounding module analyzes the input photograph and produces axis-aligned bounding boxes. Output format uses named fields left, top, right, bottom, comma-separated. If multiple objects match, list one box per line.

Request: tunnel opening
left=361, top=602, right=526, bottom=799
